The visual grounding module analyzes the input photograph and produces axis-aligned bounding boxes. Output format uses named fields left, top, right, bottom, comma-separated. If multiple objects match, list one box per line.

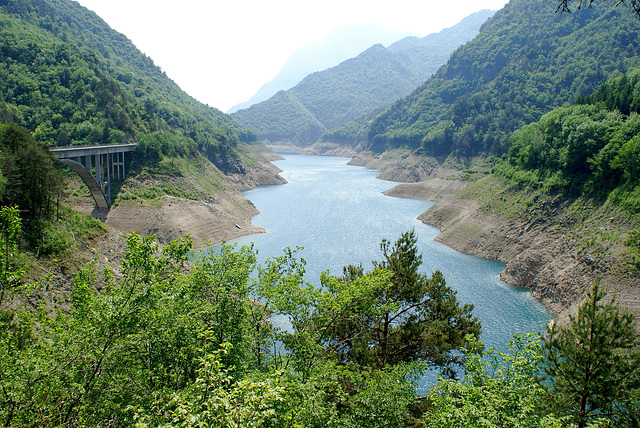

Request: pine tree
left=318, top=230, right=481, bottom=376
left=543, top=280, right=640, bottom=427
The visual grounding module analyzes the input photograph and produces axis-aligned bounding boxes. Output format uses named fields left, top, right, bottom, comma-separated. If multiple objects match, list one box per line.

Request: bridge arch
left=58, top=158, right=110, bottom=210
left=51, top=143, right=136, bottom=212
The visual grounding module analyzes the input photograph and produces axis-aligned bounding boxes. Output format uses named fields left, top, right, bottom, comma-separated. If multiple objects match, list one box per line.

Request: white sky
left=73, top=0, right=509, bottom=112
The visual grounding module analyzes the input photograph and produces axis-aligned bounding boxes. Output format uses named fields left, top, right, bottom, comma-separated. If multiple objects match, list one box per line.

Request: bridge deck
left=51, top=143, right=136, bottom=159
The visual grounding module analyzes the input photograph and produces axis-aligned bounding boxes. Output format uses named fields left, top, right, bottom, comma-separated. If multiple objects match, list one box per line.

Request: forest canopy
left=494, top=70, right=640, bottom=213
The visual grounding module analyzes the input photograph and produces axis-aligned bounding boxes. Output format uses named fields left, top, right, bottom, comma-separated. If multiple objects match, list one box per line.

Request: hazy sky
left=74, top=0, right=509, bottom=112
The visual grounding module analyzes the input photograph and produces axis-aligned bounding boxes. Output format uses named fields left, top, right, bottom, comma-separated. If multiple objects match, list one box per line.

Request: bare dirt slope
left=384, top=176, right=640, bottom=328
left=68, top=152, right=286, bottom=249
left=105, top=191, right=264, bottom=247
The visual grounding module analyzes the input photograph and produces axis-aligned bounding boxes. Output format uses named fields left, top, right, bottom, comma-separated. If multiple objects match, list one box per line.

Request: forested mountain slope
left=360, top=0, right=640, bottom=156
left=0, top=0, right=258, bottom=174
left=0, top=0, right=284, bottom=248
left=231, top=10, right=494, bottom=147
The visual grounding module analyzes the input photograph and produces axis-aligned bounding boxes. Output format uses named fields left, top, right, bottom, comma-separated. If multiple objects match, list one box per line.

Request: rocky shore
left=380, top=171, right=640, bottom=327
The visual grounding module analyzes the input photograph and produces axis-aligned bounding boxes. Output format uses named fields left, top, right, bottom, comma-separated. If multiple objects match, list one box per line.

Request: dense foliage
left=0, top=229, right=480, bottom=426
left=2, top=219, right=638, bottom=426
left=0, top=122, right=108, bottom=256
left=544, top=280, right=640, bottom=427
left=495, top=71, right=640, bottom=213
left=0, top=0, right=257, bottom=173
left=359, top=0, right=640, bottom=157
left=327, top=230, right=481, bottom=376
left=0, top=122, right=61, bottom=219
left=231, top=11, right=493, bottom=147
left=423, top=334, right=570, bottom=427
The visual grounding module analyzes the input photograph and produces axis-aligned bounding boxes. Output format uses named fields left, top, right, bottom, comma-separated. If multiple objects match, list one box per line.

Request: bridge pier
left=51, top=144, right=136, bottom=213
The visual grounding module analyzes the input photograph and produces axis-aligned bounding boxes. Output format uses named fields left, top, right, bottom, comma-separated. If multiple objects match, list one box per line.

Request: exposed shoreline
left=80, top=148, right=639, bottom=326
left=379, top=173, right=640, bottom=327
left=305, top=149, right=639, bottom=326
left=69, top=152, right=286, bottom=249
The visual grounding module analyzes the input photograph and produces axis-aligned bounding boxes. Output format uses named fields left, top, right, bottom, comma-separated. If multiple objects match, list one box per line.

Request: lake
left=231, top=153, right=552, bottom=387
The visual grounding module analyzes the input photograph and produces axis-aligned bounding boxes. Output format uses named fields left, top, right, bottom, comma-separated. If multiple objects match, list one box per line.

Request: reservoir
left=232, top=153, right=552, bottom=384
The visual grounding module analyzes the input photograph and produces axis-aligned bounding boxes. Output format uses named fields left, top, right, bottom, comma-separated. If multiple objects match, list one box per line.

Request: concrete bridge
left=51, top=143, right=136, bottom=211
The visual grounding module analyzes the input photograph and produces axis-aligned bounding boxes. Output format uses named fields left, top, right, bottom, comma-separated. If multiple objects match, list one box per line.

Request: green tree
left=314, top=230, right=481, bottom=377
left=1, top=231, right=459, bottom=427
left=612, top=135, right=640, bottom=183
left=188, top=242, right=263, bottom=371
left=255, top=246, right=320, bottom=372
left=543, top=280, right=640, bottom=427
left=556, top=0, right=640, bottom=20
left=0, top=122, right=62, bottom=219
left=0, top=206, right=25, bottom=306
left=130, top=343, right=286, bottom=428
left=423, top=334, right=570, bottom=428
left=282, top=359, right=422, bottom=428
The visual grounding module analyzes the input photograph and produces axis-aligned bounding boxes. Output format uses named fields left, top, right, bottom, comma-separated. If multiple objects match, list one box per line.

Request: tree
left=189, top=241, right=264, bottom=370
left=130, top=343, right=286, bottom=428
left=0, top=206, right=25, bottom=306
left=543, top=280, right=640, bottom=427
left=313, top=230, right=481, bottom=377
left=0, top=232, right=437, bottom=427
left=0, top=122, right=62, bottom=219
left=556, top=0, right=640, bottom=20
left=423, top=334, right=570, bottom=428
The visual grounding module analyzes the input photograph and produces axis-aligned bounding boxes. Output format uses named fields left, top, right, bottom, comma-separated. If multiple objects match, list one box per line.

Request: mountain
left=231, top=10, right=495, bottom=147
left=0, top=0, right=285, bottom=248
left=359, top=0, right=640, bottom=157
left=0, top=0, right=257, bottom=172
left=386, top=10, right=496, bottom=83
left=226, top=25, right=415, bottom=114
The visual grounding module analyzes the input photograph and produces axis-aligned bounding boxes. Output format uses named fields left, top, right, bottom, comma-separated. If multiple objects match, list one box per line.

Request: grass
left=460, top=171, right=640, bottom=279
left=624, top=231, right=640, bottom=270
left=113, top=154, right=226, bottom=206
left=24, top=205, right=106, bottom=257
left=458, top=175, right=541, bottom=220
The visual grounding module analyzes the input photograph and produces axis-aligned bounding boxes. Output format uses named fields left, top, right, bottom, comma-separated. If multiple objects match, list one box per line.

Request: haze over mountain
left=231, top=10, right=495, bottom=146
left=227, top=25, right=416, bottom=114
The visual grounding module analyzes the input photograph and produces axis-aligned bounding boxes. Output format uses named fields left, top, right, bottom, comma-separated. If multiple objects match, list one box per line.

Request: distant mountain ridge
left=358, top=0, right=640, bottom=157
left=227, top=25, right=416, bottom=114
left=231, top=10, right=495, bottom=146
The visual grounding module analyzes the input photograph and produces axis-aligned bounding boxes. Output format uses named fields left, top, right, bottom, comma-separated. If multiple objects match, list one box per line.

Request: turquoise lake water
left=231, top=153, right=552, bottom=386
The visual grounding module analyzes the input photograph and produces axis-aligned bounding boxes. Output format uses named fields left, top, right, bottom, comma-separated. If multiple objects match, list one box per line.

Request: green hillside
left=228, top=90, right=326, bottom=146
left=0, top=0, right=280, bottom=256
left=362, top=0, right=640, bottom=156
left=495, top=70, right=640, bottom=212
left=0, top=0, right=257, bottom=173
left=231, top=10, right=494, bottom=147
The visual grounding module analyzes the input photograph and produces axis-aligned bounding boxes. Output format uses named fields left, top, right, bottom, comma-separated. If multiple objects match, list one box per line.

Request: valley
left=2, top=0, right=640, bottom=425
